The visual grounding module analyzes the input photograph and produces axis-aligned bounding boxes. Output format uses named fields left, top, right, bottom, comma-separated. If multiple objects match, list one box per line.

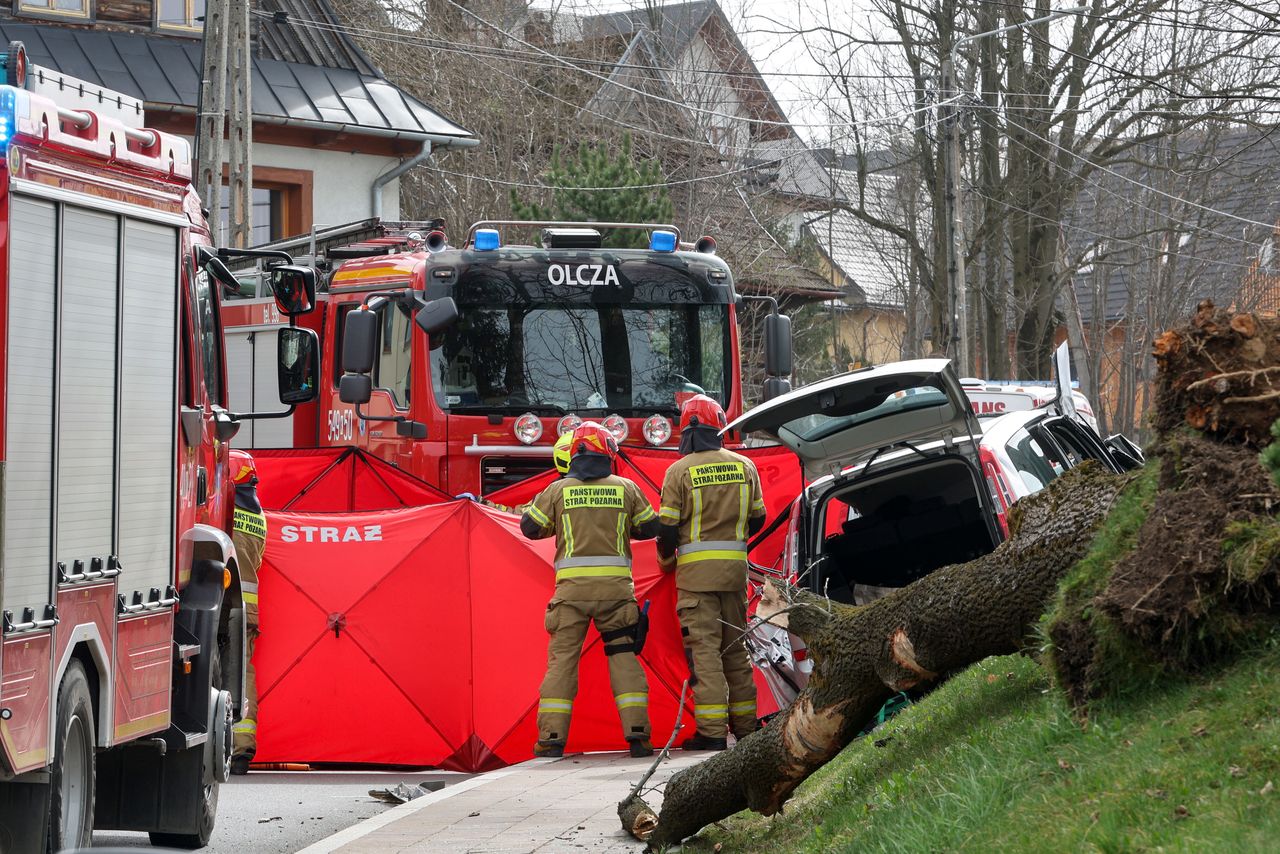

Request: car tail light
left=603, top=413, right=628, bottom=443
left=979, top=445, right=1012, bottom=538
left=556, top=414, right=582, bottom=436
left=642, top=414, right=671, bottom=446
left=514, top=412, right=542, bottom=445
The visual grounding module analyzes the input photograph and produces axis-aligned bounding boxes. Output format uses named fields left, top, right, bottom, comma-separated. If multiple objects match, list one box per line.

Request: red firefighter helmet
left=679, top=394, right=727, bottom=432
left=569, top=421, right=619, bottom=460
left=230, top=449, right=258, bottom=485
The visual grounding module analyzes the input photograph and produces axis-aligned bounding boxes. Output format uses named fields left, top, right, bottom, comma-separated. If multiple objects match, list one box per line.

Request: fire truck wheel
left=149, top=649, right=222, bottom=849
left=47, top=659, right=95, bottom=853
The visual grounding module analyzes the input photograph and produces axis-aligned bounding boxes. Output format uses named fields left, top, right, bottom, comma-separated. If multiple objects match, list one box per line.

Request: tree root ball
left=628, top=464, right=1128, bottom=849
left=1153, top=301, right=1280, bottom=445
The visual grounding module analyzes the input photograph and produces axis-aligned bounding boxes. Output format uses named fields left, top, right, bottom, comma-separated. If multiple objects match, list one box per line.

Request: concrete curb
left=295, top=759, right=560, bottom=854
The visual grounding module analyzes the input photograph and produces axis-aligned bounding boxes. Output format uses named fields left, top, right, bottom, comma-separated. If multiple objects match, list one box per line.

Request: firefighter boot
left=599, top=600, right=653, bottom=751
left=536, top=601, right=590, bottom=758
left=721, top=591, right=761, bottom=740
left=681, top=733, right=728, bottom=751
left=231, top=625, right=259, bottom=774
left=677, top=590, right=731, bottom=741
left=628, top=738, right=654, bottom=758
left=534, top=741, right=565, bottom=758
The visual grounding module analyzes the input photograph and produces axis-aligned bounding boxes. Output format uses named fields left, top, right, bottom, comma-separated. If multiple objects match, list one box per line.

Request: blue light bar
left=474, top=228, right=501, bottom=251
left=649, top=230, right=677, bottom=252
left=0, top=88, right=15, bottom=147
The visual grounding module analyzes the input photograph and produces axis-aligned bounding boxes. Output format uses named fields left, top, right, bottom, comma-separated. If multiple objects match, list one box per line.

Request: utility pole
left=940, top=52, right=967, bottom=374
left=195, top=0, right=253, bottom=248
left=196, top=0, right=228, bottom=245
left=226, top=0, right=253, bottom=248
left=942, top=5, right=1088, bottom=376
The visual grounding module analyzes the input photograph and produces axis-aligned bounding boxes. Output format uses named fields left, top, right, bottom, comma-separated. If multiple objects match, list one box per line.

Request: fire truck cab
left=225, top=220, right=791, bottom=496
left=0, top=43, right=317, bottom=849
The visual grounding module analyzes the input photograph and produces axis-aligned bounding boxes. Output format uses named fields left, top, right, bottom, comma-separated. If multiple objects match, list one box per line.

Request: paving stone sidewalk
left=300, top=751, right=705, bottom=854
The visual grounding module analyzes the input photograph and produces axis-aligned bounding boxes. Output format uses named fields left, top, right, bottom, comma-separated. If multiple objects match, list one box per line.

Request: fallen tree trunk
left=622, top=463, right=1129, bottom=848
left=621, top=302, right=1280, bottom=849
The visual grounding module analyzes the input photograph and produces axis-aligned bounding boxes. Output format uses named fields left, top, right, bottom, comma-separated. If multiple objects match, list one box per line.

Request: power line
left=967, top=184, right=1265, bottom=275
left=266, top=10, right=961, bottom=133
left=998, top=114, right=1280, bottom=232
left=970, top=110, right=1273, bottom=252
left=436, top=0, right=937, bottom=130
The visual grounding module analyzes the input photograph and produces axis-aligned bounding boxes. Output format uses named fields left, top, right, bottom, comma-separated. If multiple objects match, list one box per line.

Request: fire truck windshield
left=431, top=303, right=730, bottom=415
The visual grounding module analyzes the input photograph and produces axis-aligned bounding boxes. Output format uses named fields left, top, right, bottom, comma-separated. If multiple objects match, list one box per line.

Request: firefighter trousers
left=232, top=624, right=258, bottom=758
left=677, top=589, right=758, bottom=740
left=538, top=599, right=650, bottom=747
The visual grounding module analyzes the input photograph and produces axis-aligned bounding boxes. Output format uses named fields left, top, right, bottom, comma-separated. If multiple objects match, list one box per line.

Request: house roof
left=256, top=0, right=379, bottom=76
left=575, top=1, right=830, bottom=203
left=1063, top=128, right=1280, bottom=326
left=0, top=22, right=474, bottom=145
left=581, top=1, right=716, bottom=50
left=687, top=194, right=845, bottom=300
left=804, top=166, right=911, bottom=308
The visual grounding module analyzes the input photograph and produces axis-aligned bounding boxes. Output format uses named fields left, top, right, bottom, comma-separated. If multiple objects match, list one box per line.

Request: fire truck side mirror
left=764, top=312, right=793, bottom=378
left=268, top=265, right=317, bottom=317
left=278, top=327, right=319, bottom=404
left=342, top=308, right=378, bottom=376
left=203, top=255, right=243, bottom=298
left=415, top=296, right=458, bottom=337
left=339, top=374, right=372, bottom=405
left=763, top=376, right=792, bottom=401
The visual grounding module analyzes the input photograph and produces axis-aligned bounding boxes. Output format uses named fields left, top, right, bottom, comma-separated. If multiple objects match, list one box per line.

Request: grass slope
left=695, top=641, right=1280, bottom=853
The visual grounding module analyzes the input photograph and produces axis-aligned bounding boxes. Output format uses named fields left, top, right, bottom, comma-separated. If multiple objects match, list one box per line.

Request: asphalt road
left=93, top=769, right=474, bottom=853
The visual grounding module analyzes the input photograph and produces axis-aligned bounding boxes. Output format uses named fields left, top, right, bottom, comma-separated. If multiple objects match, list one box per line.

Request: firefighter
left=229, top=450, right=267, bottom=775
left=657, top=395, right=766, bottom=751
left=520, top=422, right=660, bottom=758
left=458, top=432, right=573, bottom=512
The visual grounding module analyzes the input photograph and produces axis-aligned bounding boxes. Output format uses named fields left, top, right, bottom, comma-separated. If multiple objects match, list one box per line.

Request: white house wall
left=253, top=142, right=403, bottom=221
left=175, top=136, right=404, bottom=222
left=673, top=35, right=749, bottom=154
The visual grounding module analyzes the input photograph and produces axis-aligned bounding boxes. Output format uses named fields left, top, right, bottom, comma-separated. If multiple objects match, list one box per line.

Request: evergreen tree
left=510, top=135, right=674, bottom=249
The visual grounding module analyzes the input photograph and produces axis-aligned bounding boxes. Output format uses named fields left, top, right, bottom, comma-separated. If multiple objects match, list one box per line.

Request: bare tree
left=759, top=0, right=1279, bottom=380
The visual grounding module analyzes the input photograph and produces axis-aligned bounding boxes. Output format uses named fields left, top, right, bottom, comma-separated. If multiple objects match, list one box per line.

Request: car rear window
left=1004, top=427, right=1062, bottom=493
left=783, top=386, right=949, bottom=442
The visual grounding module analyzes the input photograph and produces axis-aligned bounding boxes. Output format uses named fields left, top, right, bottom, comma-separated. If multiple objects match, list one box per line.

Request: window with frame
left=156, top=0, right=205, bottom=33
left=373, top=302, right=413, bottom=409
left=192, top=263, right=225, bottom=407
left=217, top=168, right=312, bottom=251
left=16, top=0, right=91, bottom=21
left=219, top=185, right=282, bottom=248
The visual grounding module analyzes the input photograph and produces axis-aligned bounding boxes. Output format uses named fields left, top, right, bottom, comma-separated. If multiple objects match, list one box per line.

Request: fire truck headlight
left=514, top=412, right=543, bottom=445
left=642, top=415, right=671, bottom=446
left=603, top=413, right=629, bottom=443
left=556, top=414, right=582, bottom=436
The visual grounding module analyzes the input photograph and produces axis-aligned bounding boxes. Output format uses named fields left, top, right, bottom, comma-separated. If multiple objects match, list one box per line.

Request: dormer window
left=157, top=0, right=205, bottom=34
left=16, top=0, right=91, bottom=21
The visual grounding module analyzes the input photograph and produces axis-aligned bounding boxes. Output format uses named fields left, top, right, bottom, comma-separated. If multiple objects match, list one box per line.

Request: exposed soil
left=1098, top=433, right=1279, bottom=657
left=1052, top=305, right=1280, bottom=704
left=621, top=303, right=1280, bottom=846
left=1153, top=301, right=1280, bottom=447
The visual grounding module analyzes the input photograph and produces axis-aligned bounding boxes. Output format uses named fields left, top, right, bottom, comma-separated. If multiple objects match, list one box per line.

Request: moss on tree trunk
left=621, top=303, right=1280, bottom=848
left=623, top=464, right=1129, bottom=848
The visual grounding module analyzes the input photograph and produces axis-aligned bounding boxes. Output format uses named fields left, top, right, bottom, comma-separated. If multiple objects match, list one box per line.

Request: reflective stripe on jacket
left=526, top=475, right=657, bottom=600
left=659, top=449, right=765, bottom=592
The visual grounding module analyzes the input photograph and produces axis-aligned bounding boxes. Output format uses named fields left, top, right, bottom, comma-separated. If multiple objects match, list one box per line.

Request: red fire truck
left=223, top=220, right=791, bottom=495
left=0, top=44, right=318, bottom=849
